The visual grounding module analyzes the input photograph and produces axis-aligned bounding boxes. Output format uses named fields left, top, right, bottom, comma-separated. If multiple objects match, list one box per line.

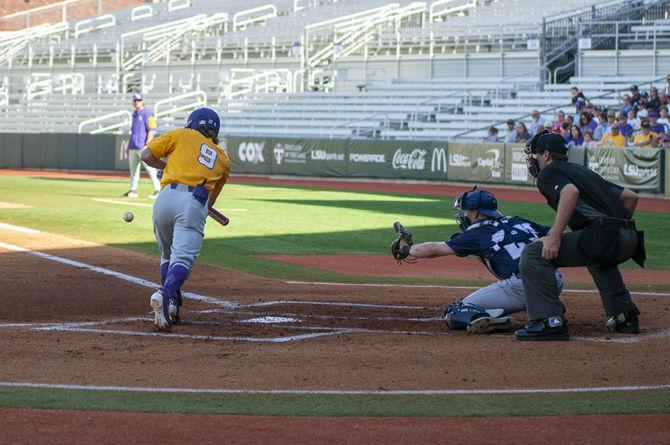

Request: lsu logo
left=238, top=142, right=265, bottom=163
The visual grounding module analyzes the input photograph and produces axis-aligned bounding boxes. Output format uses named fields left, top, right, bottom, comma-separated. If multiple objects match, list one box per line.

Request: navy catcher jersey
left=446, top=216, right=550, bottom=280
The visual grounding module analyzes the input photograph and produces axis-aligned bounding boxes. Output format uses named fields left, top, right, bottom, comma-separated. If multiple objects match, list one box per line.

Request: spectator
left=617, top=115, right=634, bottom=139
left=648, top=111, right=667, bottom=134
left=123, top=93, right=161, bottom=199
left=570, top=86, right=586, bottom=106
left=553, top=111, right=566, bottom=132
left=632, top=120, right=658, bottom=147
left=661, top=132, right=670, bottom=148
left=575, top=98, right=587, bottom=118
left=503, top=119, right=517, bottom=143
left=620, top=95, right=634, bottom=116
left=529, top=110, right=545, bottom=136
left=484, top=126, right=501, bottom=143
left=560, top=121, right=572, bottom=142
left=593, top=112, right=609, bottom=141
left=605, top=112, right=616, bottom=132
left=515, top=122, right=531, bottom=143
left=568, top=125, right=584, bottom=147
left=583, top=129, right=598, bottom=148
left=660, top=92, right=669, bottom=107
left=565, top=115, right=574, bottom=127
left=649, top=87, right=661, bottom=111
left=636, top=101, right=649, bottom=119
left=659, top=107, right=670, bottom=126
left=578, top=111, right=597, bottom=134
left=628, top=109, right=640, bottom=131
left=630, top=85, right=642, bottom=106
left=598, top=124, right=627, bottom=147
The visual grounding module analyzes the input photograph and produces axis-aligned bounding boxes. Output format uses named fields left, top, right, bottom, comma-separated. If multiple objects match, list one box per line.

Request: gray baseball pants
left=152, top=184, right=208, bottom=270
left=519, top=228, right=638, bottom=320
left=128, top=148, right=161, bottom=192
left=462, top=271, right=564, bottom=315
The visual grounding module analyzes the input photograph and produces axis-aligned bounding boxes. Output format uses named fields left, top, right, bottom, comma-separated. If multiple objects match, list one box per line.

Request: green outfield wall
left=0, top=133, right=664, bottom=194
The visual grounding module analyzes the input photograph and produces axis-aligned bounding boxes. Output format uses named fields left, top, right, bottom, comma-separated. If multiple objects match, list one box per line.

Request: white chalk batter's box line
left=0, top=316, right=448, bottom=344
left=0, top=232, right=668, bottom=344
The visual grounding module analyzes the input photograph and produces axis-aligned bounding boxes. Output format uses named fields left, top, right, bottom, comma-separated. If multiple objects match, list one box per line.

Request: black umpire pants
left=519, top=227, right=638, bottom=320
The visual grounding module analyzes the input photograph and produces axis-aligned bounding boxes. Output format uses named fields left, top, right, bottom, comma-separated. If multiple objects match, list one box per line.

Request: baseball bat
left=208, top=207, right=229, bottom=226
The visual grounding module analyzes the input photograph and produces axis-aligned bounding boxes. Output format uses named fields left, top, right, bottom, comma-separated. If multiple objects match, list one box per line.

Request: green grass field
left=1, top=174, right=669, bottom=278
left=1, top=173, right=669, bottom=417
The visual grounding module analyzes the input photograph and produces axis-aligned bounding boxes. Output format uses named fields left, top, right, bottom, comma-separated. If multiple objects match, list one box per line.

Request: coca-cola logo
left=392, top=149, right=426, bottom=170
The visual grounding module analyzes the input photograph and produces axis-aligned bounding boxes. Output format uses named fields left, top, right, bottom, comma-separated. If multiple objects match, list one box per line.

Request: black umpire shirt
left=536, top=160, right=632, bottom=231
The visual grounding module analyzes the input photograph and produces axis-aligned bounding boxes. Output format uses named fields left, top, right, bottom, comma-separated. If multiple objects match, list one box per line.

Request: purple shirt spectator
left=618, top=123, right=633, bottom=138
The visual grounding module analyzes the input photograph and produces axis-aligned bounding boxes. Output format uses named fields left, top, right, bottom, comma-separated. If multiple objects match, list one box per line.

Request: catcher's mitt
left=391, top=221, right=415, bottom=264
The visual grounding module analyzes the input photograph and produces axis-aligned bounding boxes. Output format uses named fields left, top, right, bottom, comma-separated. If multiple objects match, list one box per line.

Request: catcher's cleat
left=467, top=315, right=516, bottom=334
left=150, top=291, right=172, bottom=332
left=168, top=290, right=183, bottom=325
left=605, top=308, right=640, bottom=334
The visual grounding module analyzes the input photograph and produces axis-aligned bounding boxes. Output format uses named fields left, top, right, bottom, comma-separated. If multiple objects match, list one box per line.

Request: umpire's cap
left=458, top=186, right=503, bottom=218
left=526, top=130, right=569, bottom=155
left=186, top=107, right=220, bottom=135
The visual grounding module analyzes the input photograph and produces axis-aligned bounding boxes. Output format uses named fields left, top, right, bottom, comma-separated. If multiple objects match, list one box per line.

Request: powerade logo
left=349, top=153, right=386, bottom=163
left=238, top=142, right=265, bottom=163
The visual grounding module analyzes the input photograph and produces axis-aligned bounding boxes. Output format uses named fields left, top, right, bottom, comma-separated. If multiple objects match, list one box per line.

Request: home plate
left=241, top=316, right=300, bottom=324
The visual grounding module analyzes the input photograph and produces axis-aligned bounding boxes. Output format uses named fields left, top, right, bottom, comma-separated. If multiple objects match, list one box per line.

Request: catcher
left=391, top=186, right=564, bottom=334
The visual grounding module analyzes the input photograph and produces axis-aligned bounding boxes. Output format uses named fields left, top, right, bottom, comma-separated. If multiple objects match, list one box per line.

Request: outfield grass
left=0, top=387, right=669, bottom=416
left=0, top=174, right=669, bottom=275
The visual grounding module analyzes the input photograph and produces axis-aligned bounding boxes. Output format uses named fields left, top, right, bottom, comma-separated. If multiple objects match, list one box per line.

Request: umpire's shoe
left=515, top=316, right=569, bottom=341
left=150, top=290, right=172, bottom=332
left=605, top=307, right=640, bottom=334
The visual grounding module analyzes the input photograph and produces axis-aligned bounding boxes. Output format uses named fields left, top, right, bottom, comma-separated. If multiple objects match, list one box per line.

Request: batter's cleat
left=467, top=315, right=516, bottom=334
left=605, top=308, right=640, bottom=334
left=515, top=316, right=569, bottom=341
left=150, top=291, right=172, bottom=332
left=148, top=191, right=159, bottom=199
left=168, top=290, right=182, bottom=325
left=122, top=190, right=139, bottom=199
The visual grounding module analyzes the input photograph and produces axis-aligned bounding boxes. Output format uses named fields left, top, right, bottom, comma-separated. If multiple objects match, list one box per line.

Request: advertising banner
left=225, top=136, right=273, bottom=174
left=347, top=140, right=447, bottom=180
left=586, top=146, right=661, bottom=191
left=504, top=143, right=533, bottom=185
left=446, top=142, right=505, bottom=183
left=271, top=137, right=347, bottom=176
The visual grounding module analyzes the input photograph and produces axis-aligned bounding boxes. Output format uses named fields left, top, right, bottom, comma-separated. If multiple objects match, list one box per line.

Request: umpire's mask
left=525, top=130, right=569, bottom=177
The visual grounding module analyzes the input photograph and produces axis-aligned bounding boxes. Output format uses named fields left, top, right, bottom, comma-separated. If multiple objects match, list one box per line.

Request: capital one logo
left=431, top=148, right=447, bottom=173
left=273, top=143, right=285, bottom=164
left=238, top=142, right=265, bottom=163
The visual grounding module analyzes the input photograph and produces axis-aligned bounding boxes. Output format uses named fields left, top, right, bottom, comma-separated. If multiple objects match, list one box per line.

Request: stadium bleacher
left=0, top=0, right=669, bottom=142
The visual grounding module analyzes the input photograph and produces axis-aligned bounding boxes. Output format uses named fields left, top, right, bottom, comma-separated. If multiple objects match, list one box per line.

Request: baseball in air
left=123, top=211, right=134, bottom=223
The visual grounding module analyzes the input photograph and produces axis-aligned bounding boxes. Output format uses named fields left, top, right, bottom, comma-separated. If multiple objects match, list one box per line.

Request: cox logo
left=238, top=142, right=265, bottom=163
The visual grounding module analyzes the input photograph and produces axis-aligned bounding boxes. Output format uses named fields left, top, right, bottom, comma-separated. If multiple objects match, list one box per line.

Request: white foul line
left=0, top=223, right=40, bottom=234
left=0, top=241, right=238, bottom=308
left=0, top=381, right=669, bottom=396
left=287, top=280, right=670, bottom=297
left=92, top=198, right=153, bottom=207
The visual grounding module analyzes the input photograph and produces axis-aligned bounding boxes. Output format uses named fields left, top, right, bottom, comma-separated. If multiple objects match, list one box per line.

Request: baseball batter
left=139, top=107, right=230, bottom=332
left=391, top=187, right=563, bottom=334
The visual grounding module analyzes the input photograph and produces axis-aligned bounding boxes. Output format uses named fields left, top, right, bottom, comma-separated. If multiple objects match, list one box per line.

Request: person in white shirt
left=627, top=109, right=640, bottom=131
left=529, top=110, right=545, bottom=136
left=658, top=107, right=669, bottom=126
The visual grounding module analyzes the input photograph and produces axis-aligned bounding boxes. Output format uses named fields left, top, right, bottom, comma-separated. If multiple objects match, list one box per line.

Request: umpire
left=515, top=130, right=646, bottom=341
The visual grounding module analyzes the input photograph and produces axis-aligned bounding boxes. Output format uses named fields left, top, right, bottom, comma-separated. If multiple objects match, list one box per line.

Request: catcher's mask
left=453, top=186, right=503, bottom=231
left=524, top=130, right=569, bottom=178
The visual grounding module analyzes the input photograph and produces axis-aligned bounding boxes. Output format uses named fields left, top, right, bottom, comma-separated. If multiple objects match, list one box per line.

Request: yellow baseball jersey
left=147, top=128, right=230, bottom=202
